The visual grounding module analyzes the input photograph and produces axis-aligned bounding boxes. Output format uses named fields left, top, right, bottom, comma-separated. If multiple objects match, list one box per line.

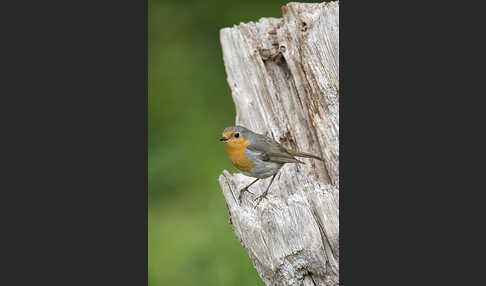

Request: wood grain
left=218, top=2, right=339, bottom=285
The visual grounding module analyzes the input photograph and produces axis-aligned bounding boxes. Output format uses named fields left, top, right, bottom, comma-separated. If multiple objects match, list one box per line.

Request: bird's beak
left=219, top=136, right=229, bottom=142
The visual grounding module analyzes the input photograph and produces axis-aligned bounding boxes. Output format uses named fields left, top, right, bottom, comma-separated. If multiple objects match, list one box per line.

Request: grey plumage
left=225, top=125, right=323, bottom=166
left=221, top=125, right=324, bottom=203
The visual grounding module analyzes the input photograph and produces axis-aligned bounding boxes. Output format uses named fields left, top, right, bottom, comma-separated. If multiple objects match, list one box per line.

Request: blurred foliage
left=149, top=1, right=323, bottom=285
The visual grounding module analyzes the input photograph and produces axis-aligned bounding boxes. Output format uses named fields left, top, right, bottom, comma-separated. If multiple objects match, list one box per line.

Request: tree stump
left=218, top=2, right=339, bottom=285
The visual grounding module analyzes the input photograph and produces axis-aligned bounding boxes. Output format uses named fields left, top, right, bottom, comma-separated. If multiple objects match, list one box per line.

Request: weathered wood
left=218, top=2, right=338, bottom=286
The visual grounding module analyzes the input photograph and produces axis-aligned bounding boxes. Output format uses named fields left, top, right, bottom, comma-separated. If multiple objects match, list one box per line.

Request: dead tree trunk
left=218, top=2, right=338, bottom=285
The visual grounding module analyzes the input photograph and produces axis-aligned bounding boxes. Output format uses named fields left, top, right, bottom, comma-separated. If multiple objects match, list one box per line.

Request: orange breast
left=225, top=141, right=254, bottom=172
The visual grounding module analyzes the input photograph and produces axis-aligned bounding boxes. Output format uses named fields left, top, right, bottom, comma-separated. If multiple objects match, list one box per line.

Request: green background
left=149, top=1, right=322, bottom=285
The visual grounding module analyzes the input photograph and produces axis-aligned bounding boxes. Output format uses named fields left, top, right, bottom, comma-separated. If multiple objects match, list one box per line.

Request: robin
left=219, top=125, right=323, bottom=205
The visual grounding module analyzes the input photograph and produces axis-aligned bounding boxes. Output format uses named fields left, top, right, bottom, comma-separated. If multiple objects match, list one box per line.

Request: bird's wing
left=265, top=152, right=304, bottom=164
left=246, top=134, right=303, bottom=164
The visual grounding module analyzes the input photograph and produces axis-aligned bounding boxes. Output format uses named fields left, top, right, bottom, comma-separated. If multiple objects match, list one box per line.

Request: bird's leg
left=254, top=173, right=277, bottom=206
left=239, top=178, right=259, bottom=203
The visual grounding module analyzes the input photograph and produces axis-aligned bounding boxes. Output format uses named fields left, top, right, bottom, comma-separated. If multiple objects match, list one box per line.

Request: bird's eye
left=234, top=133, right=240, bottom=138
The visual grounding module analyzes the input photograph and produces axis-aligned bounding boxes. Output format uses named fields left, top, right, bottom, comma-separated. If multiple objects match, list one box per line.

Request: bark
left=218, top=2, right=339, bottom=285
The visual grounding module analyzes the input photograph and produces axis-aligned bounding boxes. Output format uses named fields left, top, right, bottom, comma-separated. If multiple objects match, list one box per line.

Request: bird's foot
left=238, top=187, right=254, bottom=204
left=253, top=191, right=269, bottom=207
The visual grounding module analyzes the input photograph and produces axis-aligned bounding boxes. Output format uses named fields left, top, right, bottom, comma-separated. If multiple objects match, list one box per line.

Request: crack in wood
left=219, top=2, right=338, bottom=285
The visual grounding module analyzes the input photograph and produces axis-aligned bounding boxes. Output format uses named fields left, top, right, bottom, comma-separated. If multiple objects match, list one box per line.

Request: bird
left=219, top=125, right=323, bottom=205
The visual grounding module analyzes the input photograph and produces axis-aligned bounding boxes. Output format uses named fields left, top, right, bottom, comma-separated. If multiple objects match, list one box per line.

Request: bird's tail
left=287, top=150, right=324, bottom=161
